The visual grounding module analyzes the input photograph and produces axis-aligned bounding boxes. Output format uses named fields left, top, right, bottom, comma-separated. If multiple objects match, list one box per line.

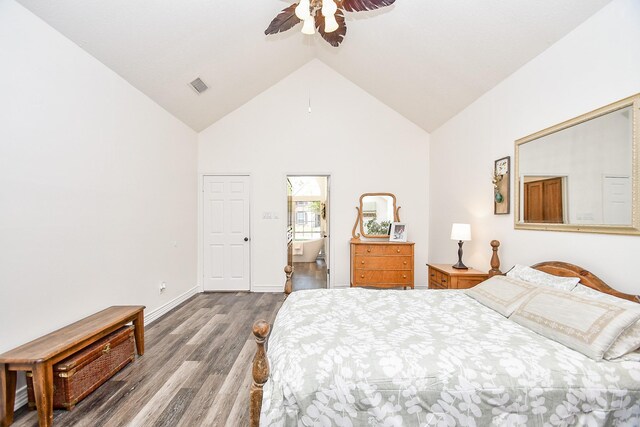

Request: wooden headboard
left=489, top=241, right=639, bottom=303
left=531, top=261, right=640, bottom=303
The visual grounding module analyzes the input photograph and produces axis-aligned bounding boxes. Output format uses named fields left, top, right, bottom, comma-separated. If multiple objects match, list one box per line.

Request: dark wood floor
left=12, top=292, right=285, bottom=427
left=292, top=260, right=327, bottom=291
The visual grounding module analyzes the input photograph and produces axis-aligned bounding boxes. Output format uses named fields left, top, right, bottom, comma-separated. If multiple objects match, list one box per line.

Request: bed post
left=250, top=320, right=270, bottom=427
left=284, top=265, right=293, bottom=297
left=489, top=240, right=502, bottom=277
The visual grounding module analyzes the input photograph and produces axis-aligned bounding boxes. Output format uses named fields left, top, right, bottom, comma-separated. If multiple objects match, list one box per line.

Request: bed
left=249, top=255, right=640, bottom=426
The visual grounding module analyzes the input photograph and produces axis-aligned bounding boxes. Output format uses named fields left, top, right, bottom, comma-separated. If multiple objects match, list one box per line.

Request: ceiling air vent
left=189, top=77, right=209, bottom=94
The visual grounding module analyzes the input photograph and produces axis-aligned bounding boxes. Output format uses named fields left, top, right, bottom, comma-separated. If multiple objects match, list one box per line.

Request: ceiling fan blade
left=315, top=9, right=347, bottom=47
left=338, top=0, right=395, bottom=12
left=265, top=3, right=302, bottom=35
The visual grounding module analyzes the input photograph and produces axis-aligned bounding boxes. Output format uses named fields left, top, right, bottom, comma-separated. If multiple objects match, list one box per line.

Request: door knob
left=244, top=237, right=249, bottom=242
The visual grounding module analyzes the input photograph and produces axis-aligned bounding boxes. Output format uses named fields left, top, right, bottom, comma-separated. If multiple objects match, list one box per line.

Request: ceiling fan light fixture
left=265, top=0, right=397, bottom=47
left=301, top=17, right=316, bottom=35
left=321, top=0, right=338, bottom=17
left=295, top=0, right=311, bottom=19
left=324, top=14, right=339, bottom=33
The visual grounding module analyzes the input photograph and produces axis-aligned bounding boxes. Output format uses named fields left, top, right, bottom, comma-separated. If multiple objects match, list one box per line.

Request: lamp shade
left=301, top=17, right=316, bottom=35
left=322, top=0, right=338, bottom=17
left=450, top=223, right=471, bottom=241
left=295, top=0, right=311, bottom=19
left=324, top=14, right=339, bottom=32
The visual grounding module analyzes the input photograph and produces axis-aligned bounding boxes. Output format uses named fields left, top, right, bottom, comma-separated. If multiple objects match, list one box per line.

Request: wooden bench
left=0, top=306, right=145, bottom=427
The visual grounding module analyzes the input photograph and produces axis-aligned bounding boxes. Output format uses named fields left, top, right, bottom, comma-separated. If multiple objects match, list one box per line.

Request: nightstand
left=427, top=264, right=489, bottom=289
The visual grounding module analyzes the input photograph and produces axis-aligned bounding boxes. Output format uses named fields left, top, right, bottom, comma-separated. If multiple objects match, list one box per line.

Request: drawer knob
left=442, top=279, right=447, bottom=283
left=403, top=275, right=407, bottom=279
left=367, top=248, right=371, bottom=252
left=403, top=261, right=407, bottom=265
left=430, top=273, right=435, bottom=277
left=360, top=274, right=365, bottom=278
left=396, top=249, right=401, bottom=253
left=361, top=260, right=365, bottom=265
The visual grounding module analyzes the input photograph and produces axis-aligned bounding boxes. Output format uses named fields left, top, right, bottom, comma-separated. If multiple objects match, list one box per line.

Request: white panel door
left=603, top=175, right=631, bottom=225
left=203, top=176, right=250, bottom=291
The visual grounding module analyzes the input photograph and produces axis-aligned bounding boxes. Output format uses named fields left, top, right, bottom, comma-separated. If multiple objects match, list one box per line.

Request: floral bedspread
left=260, top=288, right=640, bottom=426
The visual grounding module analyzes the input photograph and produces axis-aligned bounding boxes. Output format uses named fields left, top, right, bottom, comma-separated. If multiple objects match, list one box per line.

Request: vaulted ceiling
left=17, top=0, right=612, bottom=132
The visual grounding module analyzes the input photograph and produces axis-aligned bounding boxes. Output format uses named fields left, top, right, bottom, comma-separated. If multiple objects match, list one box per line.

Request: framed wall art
left=493, top=156, right=510, bottom=215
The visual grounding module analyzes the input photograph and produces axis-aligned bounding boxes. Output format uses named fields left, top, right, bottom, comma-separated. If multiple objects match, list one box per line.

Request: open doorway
left=287, top=175, right=329, bottom=291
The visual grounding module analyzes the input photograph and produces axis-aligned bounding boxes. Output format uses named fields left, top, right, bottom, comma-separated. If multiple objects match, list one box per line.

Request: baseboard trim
left=251, top=284, right=284, bottom=293
left=12, top=284, right=202, bottom=412
left=145, top=285, right=200, bottom=325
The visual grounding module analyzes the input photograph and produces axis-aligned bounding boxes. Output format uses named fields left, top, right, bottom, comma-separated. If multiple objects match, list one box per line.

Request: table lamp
left=451, top=223, right=471, bottom=270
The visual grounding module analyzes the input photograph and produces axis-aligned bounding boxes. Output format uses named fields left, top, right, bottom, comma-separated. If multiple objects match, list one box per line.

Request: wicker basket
left=27, top=325, right=135, bottom=410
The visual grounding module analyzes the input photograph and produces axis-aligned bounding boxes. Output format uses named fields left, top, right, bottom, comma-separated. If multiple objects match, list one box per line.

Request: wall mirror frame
left=352, top=192, right=401, bottom=239
left=514, top=93, right=640, bottom=235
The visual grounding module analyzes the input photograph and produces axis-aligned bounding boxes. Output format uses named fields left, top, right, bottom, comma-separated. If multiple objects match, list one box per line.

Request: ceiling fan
left=265, top=0, right=396, bottom=47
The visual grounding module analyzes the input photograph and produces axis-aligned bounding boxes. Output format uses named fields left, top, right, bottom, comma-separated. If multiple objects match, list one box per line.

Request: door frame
left=199, top=173, right=253, bottom=292
left=284, top=173, right=333, bottom=289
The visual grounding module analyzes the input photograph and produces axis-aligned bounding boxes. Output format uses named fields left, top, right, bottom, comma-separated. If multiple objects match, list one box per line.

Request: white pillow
left=607, top=324, right=640, bottom=359
left=571, top=283, right=625, bottom=300
left=617, top=351, right=640, bottom=362
left=571, top=284, right=640, bottom=359
left=507, top=264, right=580, bottom=292
left=465, top=275, right=538, bottom=317
left=511, top=287, right=640, bottom=360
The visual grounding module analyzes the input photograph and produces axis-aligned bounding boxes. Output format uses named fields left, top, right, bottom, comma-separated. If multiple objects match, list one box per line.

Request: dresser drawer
left=350, top=240, right=415, bottom=289
left=354, top=270, right=413, bottom=285
left=428, top=267, right=449, bottom=287
left=353, top=244, right=413, bottom=256
left=429, top=280, right=446, bottom=290
left=354, top=255, right=412, bottom=270
left=427, top=264, right=488, bottom=290
left=453, top=276, right=486, bottom=289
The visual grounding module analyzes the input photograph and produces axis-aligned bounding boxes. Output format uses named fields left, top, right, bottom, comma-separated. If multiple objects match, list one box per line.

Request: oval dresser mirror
left=352, top=193, right=400, bottom=238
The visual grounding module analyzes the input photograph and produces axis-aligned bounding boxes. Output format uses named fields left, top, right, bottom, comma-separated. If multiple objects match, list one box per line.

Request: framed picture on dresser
left=389, top=222, right=407, bottom=242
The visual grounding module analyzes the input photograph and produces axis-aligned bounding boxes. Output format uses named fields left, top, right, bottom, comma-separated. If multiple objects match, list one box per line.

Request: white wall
left=429, top=0, right=640, bottom=293
left=199, top=60, right=430, bottom=290
left=0, top=0, right=198, bottom=359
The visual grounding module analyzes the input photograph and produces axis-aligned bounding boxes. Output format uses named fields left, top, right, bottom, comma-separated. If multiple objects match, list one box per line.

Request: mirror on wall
left=515, top=94, right=639, bottom=235
left=352, top=193, right=400, bottom=238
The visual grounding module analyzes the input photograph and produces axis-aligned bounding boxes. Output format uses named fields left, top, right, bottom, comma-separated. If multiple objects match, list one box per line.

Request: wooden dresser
left=350, top=239, right=414, bottom=289
left=427, top=264, right=488, bottom=289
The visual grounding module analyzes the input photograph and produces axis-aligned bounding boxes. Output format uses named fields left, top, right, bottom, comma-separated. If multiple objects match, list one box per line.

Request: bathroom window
left=294, top=201, right=322, bottom=240
left=296, top=212, right=306, bottom=225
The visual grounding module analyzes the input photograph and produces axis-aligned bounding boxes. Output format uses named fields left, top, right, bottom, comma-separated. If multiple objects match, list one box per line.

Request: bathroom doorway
left=287, top=175, right=330, bottom=291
